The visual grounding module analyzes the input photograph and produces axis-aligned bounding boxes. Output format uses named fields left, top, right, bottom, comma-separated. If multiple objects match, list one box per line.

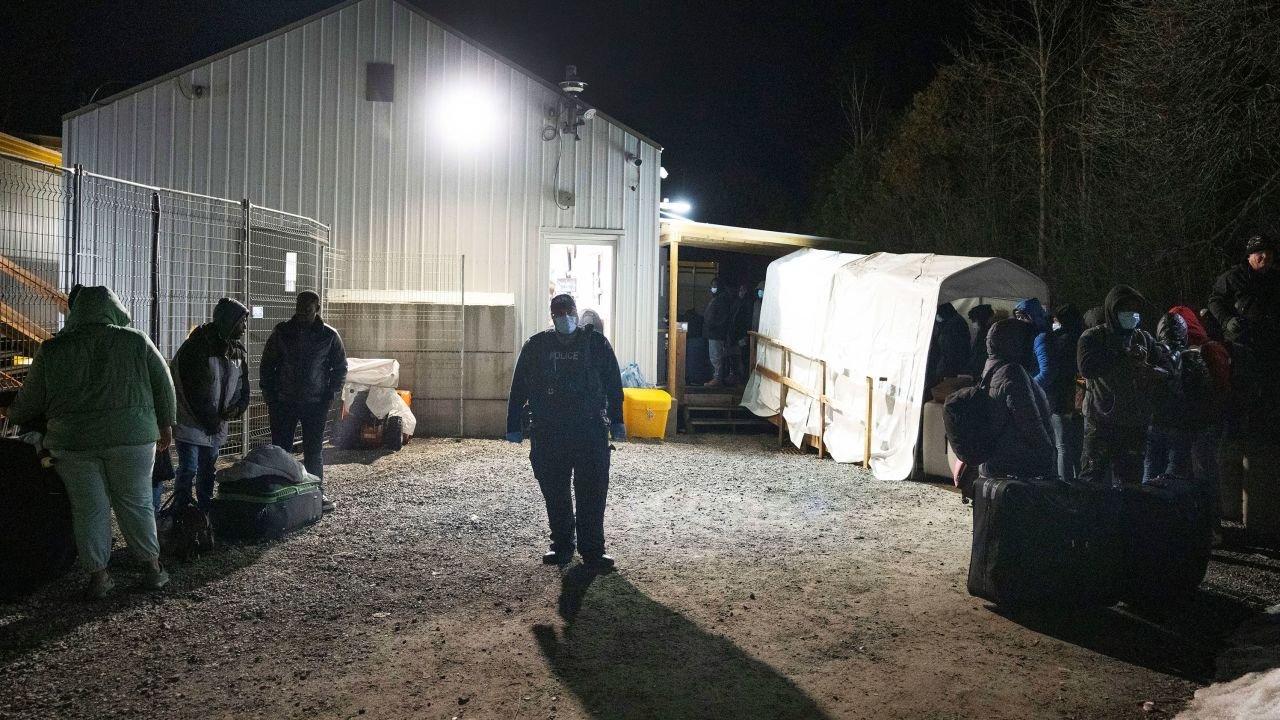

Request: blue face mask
left=1118, top=311, right=1141, bottom=331
left=710, top=287, right=719, bottom=295
left=757, top=289, right=764, bottom=299
left=553, top=315, right=578, bottom=335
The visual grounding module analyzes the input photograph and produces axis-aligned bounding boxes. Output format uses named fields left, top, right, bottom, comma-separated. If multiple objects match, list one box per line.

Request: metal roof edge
left=660, top=217, right=865, bottom=247
left=61, top=0, right=664, bottom=150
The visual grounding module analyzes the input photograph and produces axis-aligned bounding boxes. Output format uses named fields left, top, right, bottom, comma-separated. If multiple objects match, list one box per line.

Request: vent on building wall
left=366, top=63, right=394, bottom=102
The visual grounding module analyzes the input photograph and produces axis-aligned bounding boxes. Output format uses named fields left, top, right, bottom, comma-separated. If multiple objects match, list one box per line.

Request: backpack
left=1179, top=348, right=1217, bottom=426
left=943, top=366, right=1003, bottom=464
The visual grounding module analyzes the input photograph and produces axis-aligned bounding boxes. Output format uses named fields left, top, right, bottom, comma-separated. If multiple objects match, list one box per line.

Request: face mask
left=553, top=315, right=578, bottom=335
left=710, top=287, right=719, bottom=295
left=1118, top=311, right=1141, bottom=331
left=1052, top=321, right=1062, bottom=332
left=757, top=290, right=764, bottom=300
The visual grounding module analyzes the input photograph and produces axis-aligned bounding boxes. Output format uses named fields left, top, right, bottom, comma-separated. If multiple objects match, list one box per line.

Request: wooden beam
left=0, top=301, right=54, bottom=343
left=0, top=254, right=69, bottom=313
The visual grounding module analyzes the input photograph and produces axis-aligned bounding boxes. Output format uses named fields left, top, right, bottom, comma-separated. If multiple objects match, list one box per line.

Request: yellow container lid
left=622, top=387, right=672, bottom=409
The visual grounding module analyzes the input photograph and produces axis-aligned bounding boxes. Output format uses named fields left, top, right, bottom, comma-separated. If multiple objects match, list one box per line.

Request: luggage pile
left=210, top=445, right=323, bottom=541
left=330, top=358, right=416, bottom=451
left=968, top=477, right=1211, bottom=609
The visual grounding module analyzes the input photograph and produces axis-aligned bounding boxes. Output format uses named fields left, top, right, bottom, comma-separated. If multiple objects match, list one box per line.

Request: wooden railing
left=748, top=331, right=830, bottom=459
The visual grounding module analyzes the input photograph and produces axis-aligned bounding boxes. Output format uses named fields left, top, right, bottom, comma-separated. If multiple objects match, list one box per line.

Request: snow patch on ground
left=1175, top=668, right=1280, bottom=719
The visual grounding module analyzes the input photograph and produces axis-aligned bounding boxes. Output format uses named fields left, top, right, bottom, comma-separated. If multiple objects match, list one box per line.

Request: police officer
left=506, top=294, right=625, bottom=571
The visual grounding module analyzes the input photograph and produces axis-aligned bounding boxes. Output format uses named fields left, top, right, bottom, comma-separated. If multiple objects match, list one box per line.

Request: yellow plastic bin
left=622, top=388, right=672, bottom=439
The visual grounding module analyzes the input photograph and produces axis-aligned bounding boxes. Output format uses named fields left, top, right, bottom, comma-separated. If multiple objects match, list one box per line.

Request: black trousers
left=269, top=400, right=330, bottom=481
left=530, top=427, right=611, bottom=559
left=1079, top=417, right=1147, bottom=487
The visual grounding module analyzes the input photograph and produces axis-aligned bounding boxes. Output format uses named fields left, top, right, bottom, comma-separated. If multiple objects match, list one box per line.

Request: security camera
left=625, top=152, right=642, bottom=167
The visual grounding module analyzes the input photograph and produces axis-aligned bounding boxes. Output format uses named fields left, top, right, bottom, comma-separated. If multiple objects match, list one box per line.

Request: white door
left=547, top=240, right=616, bottom=341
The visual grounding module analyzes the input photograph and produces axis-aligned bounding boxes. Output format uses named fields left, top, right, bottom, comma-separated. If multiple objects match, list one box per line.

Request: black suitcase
left=968, top=477, right=1122, bottom=608
left=211, top=476, right=322, bottom=541
left=1119, top=484, right=1211, bottom=604
left=0, top=438, right=76, bottom=598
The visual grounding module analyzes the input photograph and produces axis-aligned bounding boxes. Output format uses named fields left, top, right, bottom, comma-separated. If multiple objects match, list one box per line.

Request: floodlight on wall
left=432, top=80, right=503, bottom=150
left=660, top=198, right=692, bottom=215
left=659, top=166, right=669, bottom=180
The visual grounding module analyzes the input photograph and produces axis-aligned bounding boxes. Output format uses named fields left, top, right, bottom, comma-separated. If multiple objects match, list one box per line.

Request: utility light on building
left=433, top=82, right=503, bottom=150
left=660, top=198, right=692, bottom=215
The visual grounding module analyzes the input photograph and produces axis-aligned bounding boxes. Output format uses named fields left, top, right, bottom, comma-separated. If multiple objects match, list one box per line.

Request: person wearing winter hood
left=1014, top=297, right=1057, bottom=393
left=506, top=294, right=625, bottom=572
left=978, top=319, right=1057, bottom=479
left=260, top=291, right=347, bottom=512
left=1049, top=304, right=1086, bottom=482
left=169, top=298, right=250, bottom=512
left=1077, top=285, right=1164, bottom=486
left=5, top=286, right=176, bottom=599
left=1170, top=305, right=1232, bottom=532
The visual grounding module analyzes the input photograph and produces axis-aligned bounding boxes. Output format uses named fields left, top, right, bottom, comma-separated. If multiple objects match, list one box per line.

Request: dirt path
left=3, top=435, right=1279, bottom=720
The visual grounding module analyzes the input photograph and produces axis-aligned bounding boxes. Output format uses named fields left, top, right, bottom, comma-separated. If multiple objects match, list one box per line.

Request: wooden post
left=666, top=236, right=680, bottom=401
left=864, top=376, right=874, bottom=468
left=818, top=359, right=827, bottom=460
left=778, top=348, right=790, bottom=449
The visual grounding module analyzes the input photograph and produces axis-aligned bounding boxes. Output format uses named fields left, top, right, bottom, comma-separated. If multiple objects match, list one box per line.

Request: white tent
left=742, top=250, right=1049, bottom=480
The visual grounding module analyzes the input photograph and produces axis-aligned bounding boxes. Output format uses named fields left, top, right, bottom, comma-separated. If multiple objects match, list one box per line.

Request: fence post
left=70, top=165, right=82, bottom=287
left=240, top=199, right=252, bottom=453
left=149, top=192, right=161, bottom=346
left=459, top=254, right=466, bottom=438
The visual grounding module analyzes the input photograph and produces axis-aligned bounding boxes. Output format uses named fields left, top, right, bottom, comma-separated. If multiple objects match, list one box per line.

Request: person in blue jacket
left=506, top=294, right=625, bottom=572
left=1014, top=297, right=1058, bottom=394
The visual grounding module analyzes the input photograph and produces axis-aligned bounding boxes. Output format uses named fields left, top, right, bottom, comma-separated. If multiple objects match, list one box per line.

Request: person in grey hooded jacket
left=169, top=298, right=250, bottom=511
left=979, top=319, right=1057, bottom=479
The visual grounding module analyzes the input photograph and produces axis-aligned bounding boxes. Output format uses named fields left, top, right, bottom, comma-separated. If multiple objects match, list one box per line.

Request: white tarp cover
left=345, top=358, right=400, bottom=388
left=741, top=249, right=864, bottom=449
left=341, top=358, right=417, bottom=435
left=741, top=250, right=1048, bottom=480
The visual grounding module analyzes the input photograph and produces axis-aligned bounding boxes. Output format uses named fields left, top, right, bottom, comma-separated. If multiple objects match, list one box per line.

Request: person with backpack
left=1078, top=285, right=1165, bottom=486
left=506, top=294, right=625, bottom=572
left=169, top=298, right=250, bottom=512
left=976, top=319, right=1057, bottom=479
left=5, top=286, right=176, bottom=599
left=1049, top=304, right=1086, bottom=482
left=1172, top=305, right=1232, bottom=533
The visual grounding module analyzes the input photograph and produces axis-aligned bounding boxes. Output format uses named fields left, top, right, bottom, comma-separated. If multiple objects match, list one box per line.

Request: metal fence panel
left=0, top=152, right=331, bottom=455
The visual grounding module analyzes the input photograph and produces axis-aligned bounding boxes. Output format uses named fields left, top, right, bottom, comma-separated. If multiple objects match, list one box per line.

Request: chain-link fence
left=0, top=152, right=331, bottom=454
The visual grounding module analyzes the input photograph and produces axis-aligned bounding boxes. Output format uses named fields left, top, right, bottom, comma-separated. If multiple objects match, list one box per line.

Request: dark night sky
left=0, top=1, right=969, bottom=232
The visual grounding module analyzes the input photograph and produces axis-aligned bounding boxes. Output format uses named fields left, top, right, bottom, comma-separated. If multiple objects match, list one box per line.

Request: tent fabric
left=345, top=358, right=399, bottom=388
left=741, top=250, right=1049, bottom=480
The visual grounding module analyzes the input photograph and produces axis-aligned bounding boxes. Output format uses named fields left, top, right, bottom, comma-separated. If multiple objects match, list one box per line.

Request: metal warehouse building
left=61, top=0, right=663, bottom=436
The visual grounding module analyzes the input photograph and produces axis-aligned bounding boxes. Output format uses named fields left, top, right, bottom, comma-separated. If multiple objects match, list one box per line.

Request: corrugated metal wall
left=63, top=0, right=661, bottom=380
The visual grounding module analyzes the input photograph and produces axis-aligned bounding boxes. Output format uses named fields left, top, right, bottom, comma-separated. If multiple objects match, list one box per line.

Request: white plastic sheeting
left=741, top=249, right=1048, bottom=480
left=342, top=357, right=417, bottom=436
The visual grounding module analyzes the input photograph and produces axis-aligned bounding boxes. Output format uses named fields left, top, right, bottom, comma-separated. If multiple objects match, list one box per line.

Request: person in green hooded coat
left=6, top=285, right=177, bottom=599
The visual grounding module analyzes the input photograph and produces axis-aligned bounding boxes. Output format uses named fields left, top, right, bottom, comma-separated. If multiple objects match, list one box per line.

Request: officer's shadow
left=532, top=566, right=831, bottom=720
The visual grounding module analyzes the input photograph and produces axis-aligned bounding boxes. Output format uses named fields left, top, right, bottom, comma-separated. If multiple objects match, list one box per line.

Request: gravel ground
left=3, top=433, right=1280, bottom=720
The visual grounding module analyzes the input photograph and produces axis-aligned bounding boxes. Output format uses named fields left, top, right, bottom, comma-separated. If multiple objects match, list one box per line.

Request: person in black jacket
left=702, top=277, right=732, bottom=387
left=1077, top=285, right=1164, bottom=486
left=928, top=302, right=972, bottom=389
left=725, top=283, right=754, bottom=385
left=1209, top=232, right=1280, bottom=431
left=260, top=291, right=347, bottom=511
left=1049, top=304, right=1085, bottom=482
left=506, top=294, right=625, bottom=572
left=980, top=319, right=1057, bottom=479
left=967, top=304, right=995, bottom=378
left=169, top=298, right=250, bottom=511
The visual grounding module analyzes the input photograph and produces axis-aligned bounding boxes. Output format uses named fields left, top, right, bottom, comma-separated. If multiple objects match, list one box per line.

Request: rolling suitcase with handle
left=0, top=438, right=76, bottom=598
left=1118, top=483, right=1211, bottom=605
left=211, top=475, right=322, bottom=541
left=968, top=477, right=1122, bottom=608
